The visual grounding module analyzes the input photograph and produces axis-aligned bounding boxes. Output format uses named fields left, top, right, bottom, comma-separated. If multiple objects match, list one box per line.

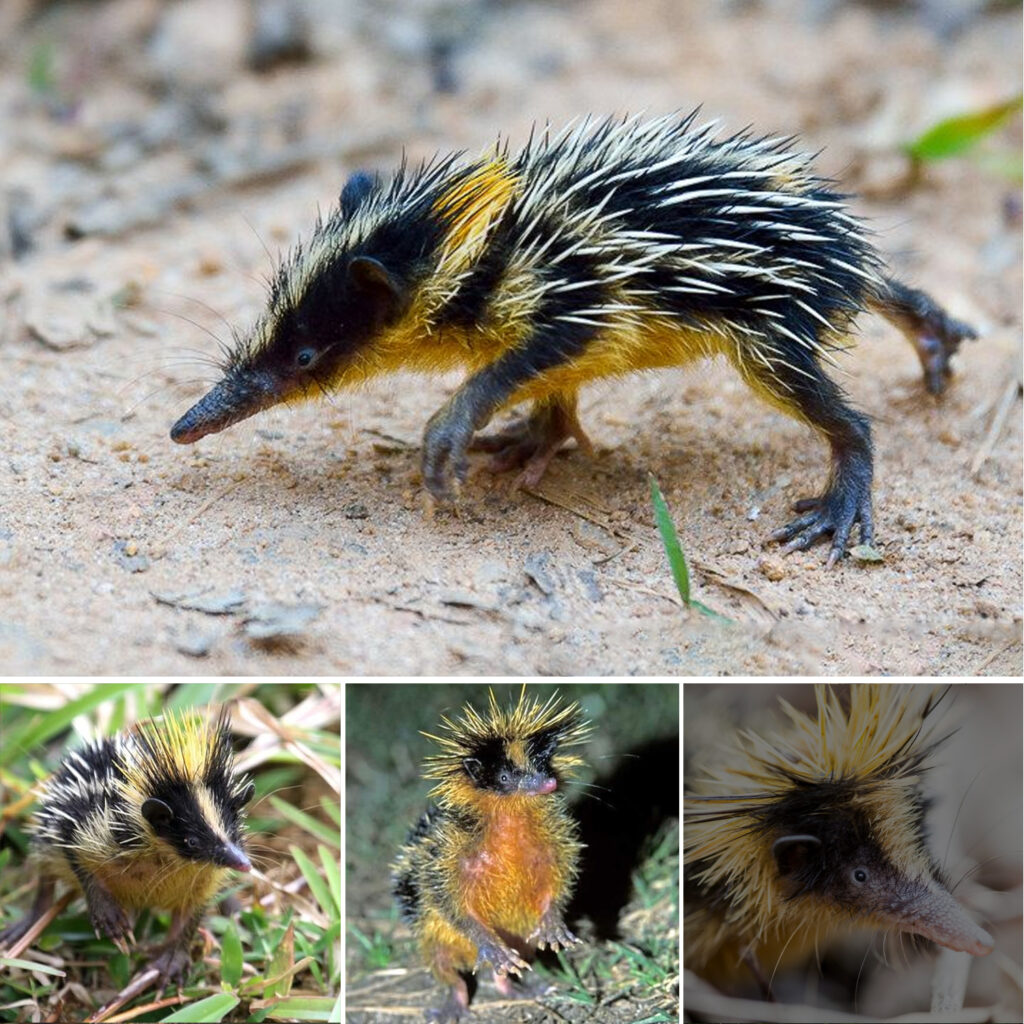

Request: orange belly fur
left=460, top=806, right=557, bottom=936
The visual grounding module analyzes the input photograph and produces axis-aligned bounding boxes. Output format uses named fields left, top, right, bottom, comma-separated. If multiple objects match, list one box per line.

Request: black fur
left=392, top=806, right=442, bottom=922
left=33, top=717, right=251, bottom=863
left=171, top=114, right=974, bottom=561
left=340, top=171, right=376, bottom=216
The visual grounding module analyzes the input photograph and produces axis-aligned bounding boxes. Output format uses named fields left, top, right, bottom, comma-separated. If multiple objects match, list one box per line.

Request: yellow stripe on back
left=434, top=160, right=518, bottom=272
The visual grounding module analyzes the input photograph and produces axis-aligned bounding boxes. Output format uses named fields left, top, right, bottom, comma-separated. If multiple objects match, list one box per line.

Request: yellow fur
left=40, top=844, right=229, bottom=914
left=434, top=160, right=519, bottom=272
left=685, top=685, right=950, bottom=972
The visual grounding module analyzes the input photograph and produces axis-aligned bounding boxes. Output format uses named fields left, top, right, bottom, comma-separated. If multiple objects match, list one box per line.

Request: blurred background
left=0, top=0, right=1019, bottom=262
left=0, top=0, right=1018, bottom=676
left=346, top=682, right=679, bottom=1022
left=684, top=683, right=1023, bottom=1021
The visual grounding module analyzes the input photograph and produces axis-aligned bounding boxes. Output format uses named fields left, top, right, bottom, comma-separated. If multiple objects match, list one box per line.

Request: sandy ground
left=0, top=0, right=1020, bottom=675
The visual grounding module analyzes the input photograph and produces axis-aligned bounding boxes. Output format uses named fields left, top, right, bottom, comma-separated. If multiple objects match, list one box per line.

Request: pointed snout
left=217, top=841, right=253, bottom=873
left=171, top=371, right=278, bottom=444
left=520, top=773, right=558, bottom=795
left=881, top=878, right=993, bottom=956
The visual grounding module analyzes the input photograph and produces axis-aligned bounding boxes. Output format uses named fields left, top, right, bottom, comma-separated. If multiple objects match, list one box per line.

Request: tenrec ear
left=772, top=834, right=822, bottom=879
left=348, top=255, right=406, bottom=325
left=142, top=797, right=175, bottom=829
left=236, top=781, right=256, bottom=807
left=340, top=171, right=374, bottom=216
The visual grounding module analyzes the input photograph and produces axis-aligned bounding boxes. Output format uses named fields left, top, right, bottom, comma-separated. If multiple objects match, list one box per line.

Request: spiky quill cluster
left=251, top=114, right=879, bottom=366
left=684, top=685, right=993, bottom=986
left=32, top=708, right=253, bottom=885
left=421, top=687, right=590, bottom=801
left=2, top=708, right=255, bottom=985
left=171, top=112, right=975, bottom=563
left=391, top=688, right=590, bottom=1022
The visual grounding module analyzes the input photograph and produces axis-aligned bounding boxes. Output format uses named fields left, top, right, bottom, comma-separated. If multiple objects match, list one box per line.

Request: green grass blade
left=319, top=846, right=341, bottom=914
left=290, top=845, right=333, bottom=918
left=320, top=795, right=341, bottom=827
left=906, top=95, right=1022, bottom=161
left=262, top=996, right=335, bottom=1021
left=268, top=796, right=339, bottom=846
left=649, top=474, right=690, bottom=604
left=0, top=957, right=64, bottom=975
left=160, top=993, right=240, bottom=1022
left=650, top=474, right=731, bottom=622
left=220, top=920, right=243, bottom=987
left=0, top=683, right=145, bottom=767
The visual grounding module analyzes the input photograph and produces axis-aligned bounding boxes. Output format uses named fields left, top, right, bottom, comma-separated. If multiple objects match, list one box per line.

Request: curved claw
left=527, top=914, right=581, bottom=951
left=421, top=432, right=469, bottom=502
left=88, top=892, right=132, bottom=944
left=473, top=938, right=530, bottom=977
left=150, top=946, right=192, bottom=990
left=874, top=278, right=977, bottom=397
left=771, top=481, right=874, bottom=568
left=422, top=398, right=479, bottom=501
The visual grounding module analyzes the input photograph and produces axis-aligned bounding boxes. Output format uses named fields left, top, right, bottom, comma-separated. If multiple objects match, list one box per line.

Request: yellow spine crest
left=433, top=160, right=518, bottom=273
left=685, top=684, right=951, bottom=944
left=116, top=707, right=240, bottom=806
left=421, top=686, right=590, bottom=794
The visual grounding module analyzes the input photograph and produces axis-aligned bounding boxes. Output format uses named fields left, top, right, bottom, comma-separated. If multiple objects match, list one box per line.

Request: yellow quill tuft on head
left=421, top=685, right=590, bottom=792
left=685, top=684, right=993, bottom=982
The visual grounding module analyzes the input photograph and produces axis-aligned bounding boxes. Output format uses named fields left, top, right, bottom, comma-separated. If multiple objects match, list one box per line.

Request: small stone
left=524, top=551, right=557, bottom=595
left=152, top=588, right=247, bottom=615
left=243, top=600, right=321, bottom=640
left=849, top=544, right=884, bottom=564
left=342, top=501, right=370, bottom=519
left=758, top=556, right=787, bottom=582
left=113, top=540, right=150, bottom=573
left=175, top=628, right=215, bottom=658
